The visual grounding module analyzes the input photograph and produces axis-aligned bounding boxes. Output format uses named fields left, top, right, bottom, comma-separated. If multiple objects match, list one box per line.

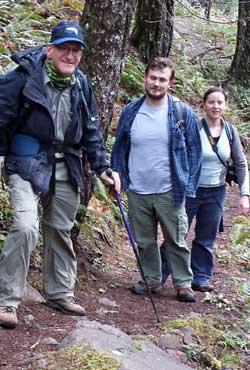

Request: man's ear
left=45, top=44, right=53, bottom=59
left=168, top=80, right=173, bottom=88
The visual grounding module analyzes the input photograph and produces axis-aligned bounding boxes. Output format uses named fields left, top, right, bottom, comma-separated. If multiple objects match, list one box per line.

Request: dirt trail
left=0, top=185, right=245, bottom=369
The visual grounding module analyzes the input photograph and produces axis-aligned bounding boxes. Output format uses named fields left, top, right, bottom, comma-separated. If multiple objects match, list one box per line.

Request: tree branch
left=190, top=46, right=223, bottom=61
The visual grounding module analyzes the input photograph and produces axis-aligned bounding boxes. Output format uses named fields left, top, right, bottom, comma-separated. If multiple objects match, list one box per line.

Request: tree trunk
left=229, top=0, right=250, bottom=87
left=131, top=0, right=174, bottom=63
left=79, top=0, right=137, bottom=206
left=205, top=0, right=211, bottom=19
left=80, top=0, right=137, bottom=139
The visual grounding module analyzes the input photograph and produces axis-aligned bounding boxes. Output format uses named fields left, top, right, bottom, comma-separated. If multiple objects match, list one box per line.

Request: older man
left=0, top=21, right=120, bottom=328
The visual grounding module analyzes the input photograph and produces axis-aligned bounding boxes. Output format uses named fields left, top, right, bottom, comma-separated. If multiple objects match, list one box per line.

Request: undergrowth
left=164, top=314, right=249, bottom=369
left=33, top=343, right=119, bottom=370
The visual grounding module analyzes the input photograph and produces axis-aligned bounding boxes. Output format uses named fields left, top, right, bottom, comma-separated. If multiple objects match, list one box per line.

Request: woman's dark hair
left=203, top=86, right=228, bottom=103
left=145, top=57, right=175, bottom=81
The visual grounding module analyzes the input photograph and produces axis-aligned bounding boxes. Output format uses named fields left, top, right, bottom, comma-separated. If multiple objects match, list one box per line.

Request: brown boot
left=176, top=288, right=196, bottom=302
left=0, top=306, right=18, bottom=328
left=130, top=281, right=162, bottom=295
left=47, top=296, right=86, bottom=316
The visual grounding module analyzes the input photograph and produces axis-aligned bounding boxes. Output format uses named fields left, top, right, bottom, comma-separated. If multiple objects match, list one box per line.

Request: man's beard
left=145, top=88, right=167, bottom=100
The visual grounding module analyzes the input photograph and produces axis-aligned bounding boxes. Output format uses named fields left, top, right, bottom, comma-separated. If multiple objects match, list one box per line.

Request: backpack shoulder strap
left=201, top=118, right=227, bottom=167
left=76, top=70, right=91, bottom=118
left=76, top=70, right=90, bottom=102
left=172, top=96, right=185, bottom=134
left=224, top=121, right=233, bottom=147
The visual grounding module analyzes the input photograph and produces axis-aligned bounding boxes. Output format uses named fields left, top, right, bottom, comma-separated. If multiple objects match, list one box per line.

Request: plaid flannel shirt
left=111, top=94, right=202, bottom=206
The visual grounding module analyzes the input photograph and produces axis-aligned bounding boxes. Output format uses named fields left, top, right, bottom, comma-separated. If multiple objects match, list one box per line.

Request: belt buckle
left=55, top=152, right=64, bottom=159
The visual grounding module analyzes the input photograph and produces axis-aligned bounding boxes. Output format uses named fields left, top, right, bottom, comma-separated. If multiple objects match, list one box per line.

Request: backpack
left=172, top=97, right=185, bottom=135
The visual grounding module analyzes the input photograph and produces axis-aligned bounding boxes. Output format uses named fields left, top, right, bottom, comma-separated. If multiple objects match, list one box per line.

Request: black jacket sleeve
left=79, top=75, right=109, bottom=175
left=0, top=68, right=26, bottom=155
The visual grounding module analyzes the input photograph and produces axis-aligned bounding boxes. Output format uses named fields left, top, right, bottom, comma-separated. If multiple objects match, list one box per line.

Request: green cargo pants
left=127, top=190, right=193, bottom=289
left=0, top=164, right=80, bottom=308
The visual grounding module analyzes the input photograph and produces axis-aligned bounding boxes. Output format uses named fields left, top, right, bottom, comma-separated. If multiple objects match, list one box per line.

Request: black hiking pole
left=108, top=172, right=160, bottom=322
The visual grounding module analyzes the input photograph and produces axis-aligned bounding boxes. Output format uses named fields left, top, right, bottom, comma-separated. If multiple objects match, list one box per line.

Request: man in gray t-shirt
left=112, top=57, right=202, bottom=303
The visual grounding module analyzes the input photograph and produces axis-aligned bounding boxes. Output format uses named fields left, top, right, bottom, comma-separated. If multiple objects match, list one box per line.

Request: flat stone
left=98, top=297, right=118, bottom=308
left=179, top=327, right=194, bottom=345
left=23, top=284, right=46, bottom=303
left=156, top=333, right=184, bottom=350
left=59, top=319, right=194, bottom=370
left=42, top=337, right=59, bottom=345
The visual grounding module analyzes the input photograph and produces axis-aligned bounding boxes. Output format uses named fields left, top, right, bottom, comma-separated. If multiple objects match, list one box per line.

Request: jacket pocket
left=5, top=152, right=52, bottom=193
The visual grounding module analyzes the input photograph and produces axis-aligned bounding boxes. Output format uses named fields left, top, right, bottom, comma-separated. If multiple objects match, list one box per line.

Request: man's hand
left=99, top=170, right=121, bottom=193
left=239, top=195, right=249, bottom=216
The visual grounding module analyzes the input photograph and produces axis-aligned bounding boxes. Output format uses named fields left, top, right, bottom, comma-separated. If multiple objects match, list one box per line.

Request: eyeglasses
left=55, top=45, right=83, bottom=57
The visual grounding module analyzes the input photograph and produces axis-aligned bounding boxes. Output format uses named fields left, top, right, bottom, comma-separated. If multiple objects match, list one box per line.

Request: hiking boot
left=130, top=281, right=162, bottom=295
left=47, top=296, right=86, bottom=316
left=176, top=288, right=196, bottom=302
left=0, top=306, right=18, bottom=328
left=192, top=283, right=214, bottom=292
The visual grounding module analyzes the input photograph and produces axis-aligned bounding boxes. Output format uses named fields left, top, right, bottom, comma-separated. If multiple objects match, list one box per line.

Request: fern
left=231, top=216, right=250, bottom=245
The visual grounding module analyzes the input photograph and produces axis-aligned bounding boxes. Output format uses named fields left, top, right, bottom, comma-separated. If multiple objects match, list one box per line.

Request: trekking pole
left=107, top=171, right=160, bottom=323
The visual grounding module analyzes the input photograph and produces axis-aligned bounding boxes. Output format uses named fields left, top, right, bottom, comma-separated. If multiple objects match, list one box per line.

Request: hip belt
left=10, top=134, right=81, bottom=157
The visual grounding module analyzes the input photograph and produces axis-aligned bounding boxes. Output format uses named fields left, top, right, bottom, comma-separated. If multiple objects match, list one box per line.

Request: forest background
left=0, top=1, right=250, bottom=369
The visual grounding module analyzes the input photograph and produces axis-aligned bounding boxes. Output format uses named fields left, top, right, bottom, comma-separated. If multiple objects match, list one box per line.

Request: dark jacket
left=111, top=95, right=202, bottom=206
left=0, top=46, right=109, bottom=193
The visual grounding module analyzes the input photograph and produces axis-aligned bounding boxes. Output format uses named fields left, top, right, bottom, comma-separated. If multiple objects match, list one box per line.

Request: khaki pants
left=0, top=167, right=80, bottom=307
left=127, top=190, right=193, bottom=289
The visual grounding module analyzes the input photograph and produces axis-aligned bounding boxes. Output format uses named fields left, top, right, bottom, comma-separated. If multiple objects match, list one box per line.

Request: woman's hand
left=238, top=195, right=249, bottom=216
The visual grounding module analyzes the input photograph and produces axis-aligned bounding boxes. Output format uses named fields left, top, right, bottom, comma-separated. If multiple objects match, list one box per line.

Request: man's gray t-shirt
left=128, top=101, right=172, bottom=194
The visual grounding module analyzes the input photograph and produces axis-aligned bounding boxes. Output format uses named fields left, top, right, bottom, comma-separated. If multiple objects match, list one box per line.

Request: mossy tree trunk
left=229, top=0, right=250, bottom=87
left=130, top=0, right=174, bottom=63
left=80, top=0, right=137, bottom=139
left=79, top=0, right=137, bottom=206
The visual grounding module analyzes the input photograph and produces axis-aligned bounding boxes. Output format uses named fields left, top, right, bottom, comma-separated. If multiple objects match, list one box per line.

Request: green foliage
left=105, top=135, right=115, bottom=162
left=231, top=216, right=250, bottom=244
left=94, top=178, right=122, bottom=221
left=0, top=234, right=5, bottom=252
left=202, top=292, right=233, bottom=311
left=218, top=330, right=248, bottom=350
left=163, top=314, right=246, bottom=369
left=220, top=353, right=240, bottom=367
left=216, top=0, right=238, bottom=17
left=171, top=1, right=250, bottom=127
left=228, top=86, right=250, bottom=130
left=33, top=343, right=119, bottom=370
left=230, top=216, right=250, bottom=271
left=119, top=56, right=144, bottom=102
left=0, top=0, right=83, bottom=73
left=237, top=282, right=250, bottom=304
left=0, top=190, right=11, bottom=220
left=0, top=183, right=11, bottom=251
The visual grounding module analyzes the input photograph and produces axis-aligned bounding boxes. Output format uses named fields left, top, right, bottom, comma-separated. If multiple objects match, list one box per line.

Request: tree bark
left=130, top=0, right=174, bottom=63
left=229, top=0, right=250, bottom=87
left=80, top=0, right=137, bottom=139
left=205, top=0, right=211, bottom=19
left=79, top=0, right=137, bottom=206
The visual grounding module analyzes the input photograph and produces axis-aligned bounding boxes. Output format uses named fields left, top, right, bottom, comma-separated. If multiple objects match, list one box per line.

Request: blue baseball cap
left=50, top=21, right=87, bottom=48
